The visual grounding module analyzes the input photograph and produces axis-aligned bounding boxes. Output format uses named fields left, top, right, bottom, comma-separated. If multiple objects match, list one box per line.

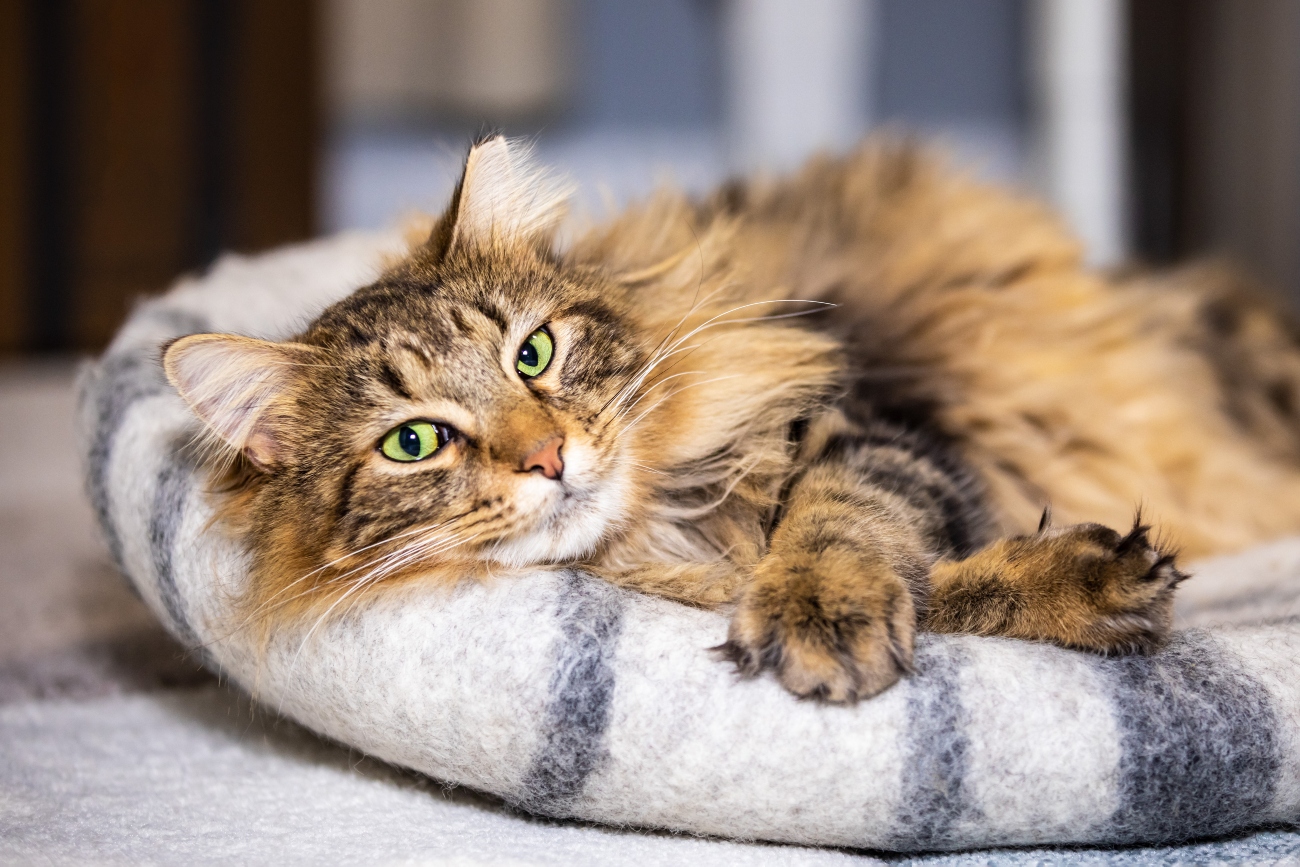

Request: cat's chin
left=484, top=497, right=616, bottom=567
left=486, top=456, right=632, bottom=569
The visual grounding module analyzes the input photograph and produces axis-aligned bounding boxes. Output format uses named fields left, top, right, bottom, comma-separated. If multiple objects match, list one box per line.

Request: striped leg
left=925, top=515, right=1188, bottom=655
left=718, top=411, right=993, bottom=703
left=716, top=402, right=1190, bottom=702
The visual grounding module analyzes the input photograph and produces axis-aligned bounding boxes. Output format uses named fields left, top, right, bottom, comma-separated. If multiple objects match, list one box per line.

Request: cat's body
left=164, top=137, right=1300, bottom=702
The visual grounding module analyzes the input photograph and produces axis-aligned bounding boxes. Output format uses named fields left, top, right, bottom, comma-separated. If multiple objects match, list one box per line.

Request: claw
left=711, top=637, right=786, bottom=678
left=1037, top=505, right=1053, bottom=534
left=1116, top=521, right=1152, bottom=555
left=1151, top=553, right=1192, bottom=585
left=710, top=640, right=755, bottom=676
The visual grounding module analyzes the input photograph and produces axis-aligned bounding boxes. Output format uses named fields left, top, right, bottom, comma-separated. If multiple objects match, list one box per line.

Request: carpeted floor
left=3, top=361, right=1298, bottom=865
left=0, top=361, right=210, bottom=700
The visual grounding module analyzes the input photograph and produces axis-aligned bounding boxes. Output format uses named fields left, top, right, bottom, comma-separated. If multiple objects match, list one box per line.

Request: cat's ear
left=428, top=135, right=573, bottom=259
left=162, top=333, right=315, bottom=471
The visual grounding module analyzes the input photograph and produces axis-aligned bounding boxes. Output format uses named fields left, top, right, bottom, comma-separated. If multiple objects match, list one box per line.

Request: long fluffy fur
left=167, top=138, right=1300, bottom=656
left=571, top=143, right=1300, bottom=558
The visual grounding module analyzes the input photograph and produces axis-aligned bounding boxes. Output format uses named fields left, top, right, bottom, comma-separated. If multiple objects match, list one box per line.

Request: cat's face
left=284, top=250, right=649, bottom=568
left=164, top=137, right=661, bottom=578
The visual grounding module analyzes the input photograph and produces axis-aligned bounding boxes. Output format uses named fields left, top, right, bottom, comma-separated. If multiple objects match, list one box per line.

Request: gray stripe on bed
left=1102, top=630, right=1280, bottom=845
left=148, top=443, right=202, bottom=648
left=886, top=638, right=980, bottom=850
left=515, top=571, right=624, bottom=815
left=86, top=309, right=210, bottom=570
left=87, top=350, right=170, bottom=570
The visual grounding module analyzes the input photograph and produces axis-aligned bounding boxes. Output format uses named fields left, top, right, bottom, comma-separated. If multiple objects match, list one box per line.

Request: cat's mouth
left=487, top=444, right=630, bottom=567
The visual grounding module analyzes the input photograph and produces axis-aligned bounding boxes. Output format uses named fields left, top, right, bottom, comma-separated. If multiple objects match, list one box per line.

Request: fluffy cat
left=163, top=135, right=1300, bottom=703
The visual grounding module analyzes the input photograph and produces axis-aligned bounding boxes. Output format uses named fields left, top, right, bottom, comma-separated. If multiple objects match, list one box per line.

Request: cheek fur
left=331, top=462, right=470, bottom=550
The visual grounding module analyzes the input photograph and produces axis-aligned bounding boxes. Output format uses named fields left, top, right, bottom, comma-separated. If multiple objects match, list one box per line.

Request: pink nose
left=522, top=437, right=564, bottom=480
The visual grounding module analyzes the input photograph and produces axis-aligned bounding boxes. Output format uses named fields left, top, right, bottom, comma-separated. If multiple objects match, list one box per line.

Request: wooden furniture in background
left=0, top=2, right=27, bottom=352
left=0, top=0, right=318, bottom=354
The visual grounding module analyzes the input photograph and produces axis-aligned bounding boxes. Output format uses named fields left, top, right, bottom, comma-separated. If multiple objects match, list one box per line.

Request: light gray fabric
left=76, top=232, right=1300, bottom=852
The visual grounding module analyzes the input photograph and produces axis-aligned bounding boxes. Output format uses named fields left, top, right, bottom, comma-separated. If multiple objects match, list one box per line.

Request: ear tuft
left=163, top=334, right=314, bottom=471
left=443, top=135, right=574, bottom=252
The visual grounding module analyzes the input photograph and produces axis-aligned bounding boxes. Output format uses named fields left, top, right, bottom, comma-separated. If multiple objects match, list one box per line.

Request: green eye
left=516, top=328, right=554, bottom=378
left=380, top=421, right=442, bottom=462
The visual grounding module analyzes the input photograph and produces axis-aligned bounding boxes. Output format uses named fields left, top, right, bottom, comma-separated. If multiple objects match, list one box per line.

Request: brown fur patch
left=926, top=517, right=1187, bottom=654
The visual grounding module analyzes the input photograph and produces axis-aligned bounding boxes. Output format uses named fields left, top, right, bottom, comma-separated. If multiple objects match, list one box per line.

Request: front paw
left=714, top=548, right=916, bottom=703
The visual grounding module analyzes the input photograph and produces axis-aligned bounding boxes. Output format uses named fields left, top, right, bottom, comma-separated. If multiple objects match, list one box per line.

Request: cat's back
left=699, top=142, right=1082, bottom=301
left=577, top=140, right=1300, bottom=557
left=570, top=141, right=1077, bottom=303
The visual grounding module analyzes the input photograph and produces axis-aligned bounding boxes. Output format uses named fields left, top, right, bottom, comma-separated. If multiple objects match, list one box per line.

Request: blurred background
left=2, top=0, right=1300, bottom=354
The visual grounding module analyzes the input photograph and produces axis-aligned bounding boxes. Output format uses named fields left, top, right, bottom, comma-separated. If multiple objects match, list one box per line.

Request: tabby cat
left=163, top=135, right=1300, bottom=703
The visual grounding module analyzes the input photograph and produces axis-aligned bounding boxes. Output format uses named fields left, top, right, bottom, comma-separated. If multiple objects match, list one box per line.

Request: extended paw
left=713, top=549, right=916, bottom=703
left=1004, top=517, right=1188, bottom=654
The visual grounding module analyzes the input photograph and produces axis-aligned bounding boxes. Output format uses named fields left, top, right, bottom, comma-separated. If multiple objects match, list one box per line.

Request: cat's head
left=164, top=137, right=654, bottom=573
left=163, top=136, right=840, bottom=596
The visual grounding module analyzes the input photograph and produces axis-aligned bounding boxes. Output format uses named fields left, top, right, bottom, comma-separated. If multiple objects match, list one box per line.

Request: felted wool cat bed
left=79, top=230, right=1300, bottom=852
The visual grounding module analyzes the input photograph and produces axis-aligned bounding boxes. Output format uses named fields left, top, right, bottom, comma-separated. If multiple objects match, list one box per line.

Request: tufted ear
left=427, top=135, right=573, bottom=259
left=162, top=333, right=317, bottom=471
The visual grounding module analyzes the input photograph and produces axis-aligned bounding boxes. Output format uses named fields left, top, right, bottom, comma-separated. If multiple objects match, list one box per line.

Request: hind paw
left=1046, top=519, right=1189, bottom=654
left=928, top=515, right=1189, bottom=655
